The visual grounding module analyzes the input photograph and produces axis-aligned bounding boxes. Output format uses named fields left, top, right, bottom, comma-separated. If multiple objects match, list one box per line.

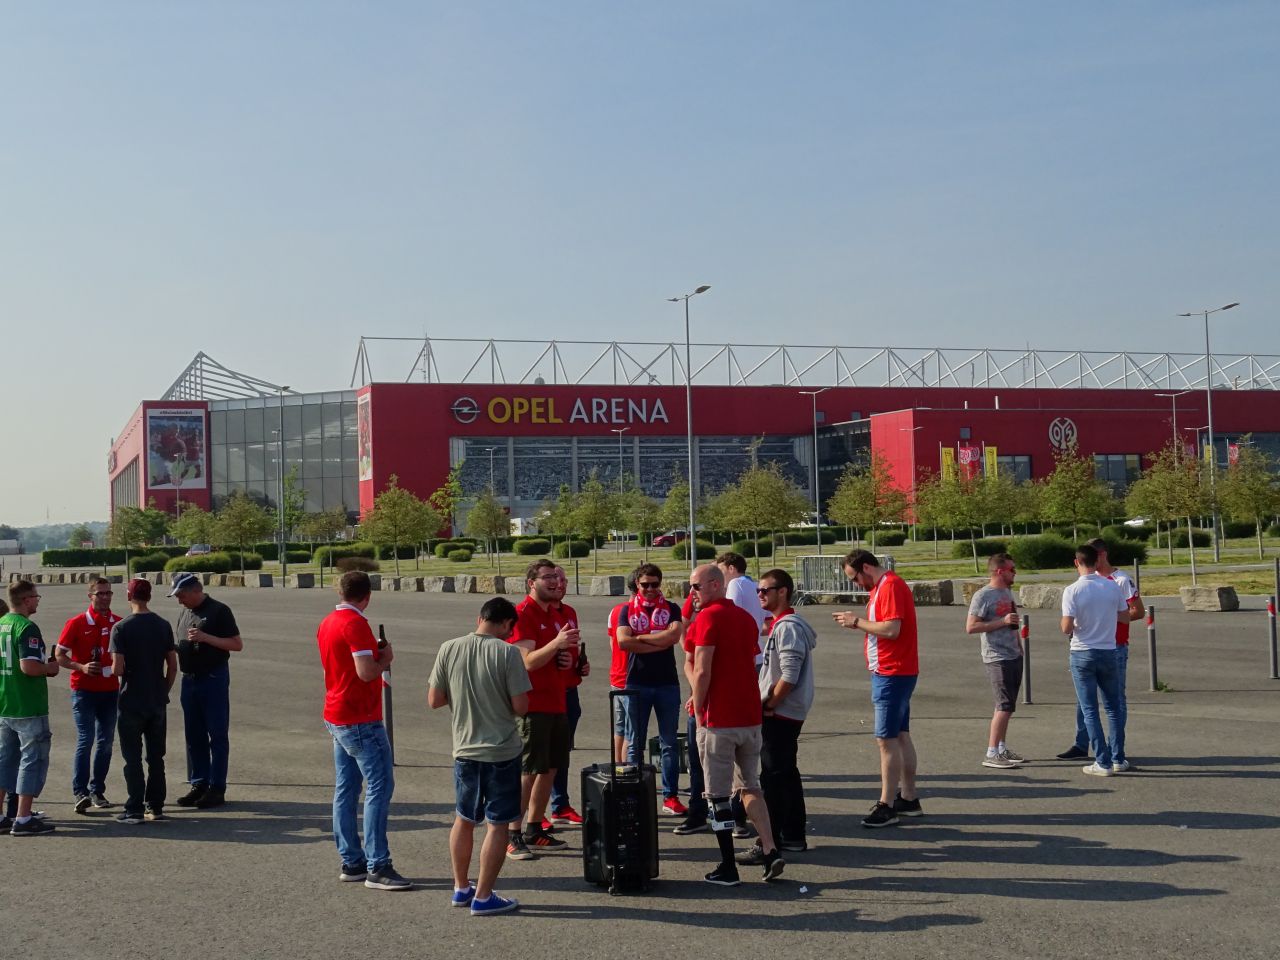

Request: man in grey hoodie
left=738, top=568, right=817, bottom=863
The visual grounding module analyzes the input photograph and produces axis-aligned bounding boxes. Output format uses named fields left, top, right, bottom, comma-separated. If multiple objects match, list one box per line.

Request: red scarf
left=627, top=593, right=671, bottom=634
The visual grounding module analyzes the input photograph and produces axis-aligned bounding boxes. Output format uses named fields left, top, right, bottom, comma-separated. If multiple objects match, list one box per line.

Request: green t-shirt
left=0, top=613, right=49, bottom=718
left=428, top=632, right=532, bottom=763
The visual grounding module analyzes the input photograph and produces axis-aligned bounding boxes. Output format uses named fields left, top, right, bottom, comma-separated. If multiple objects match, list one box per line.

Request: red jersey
left=864, top=571, right=918, bottom=675
left=510, top=596, right=578, bottom=714
left=688, top=597, right=761, bottom=729
left=316, top=605, right=382, bottom=726
left=607, top=601, right=628, bottom=688
left=1106, top=570, right=1139, bottom=647
left=58, top=608, right=122, bottom=693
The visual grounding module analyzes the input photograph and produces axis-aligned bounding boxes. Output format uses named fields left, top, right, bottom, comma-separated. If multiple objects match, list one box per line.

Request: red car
left=651, top=530, right=689, bottom=548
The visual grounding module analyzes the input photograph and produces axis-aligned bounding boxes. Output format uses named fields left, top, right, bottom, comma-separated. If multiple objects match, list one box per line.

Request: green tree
left=928, top=473, right=988, bottom=572
left=542, top=485, right=578, bottom=556
left=107, top=506, right=152, bottom=574
left=216, top=491, right=276, bottom=575
left=362, top=474, right=442, bottom=576
left=171, top=504, right=220, bottom=547
left=826, top=451, right=908, bottom=552
left=1126, top=443, right=1208, bottom=565
left=67, top=524, right=95, bottom=548
left=277, top=466, right=307, bottom=541
left=466, top=487, right=512, bottom=573
left=714, top=463, right=809, bottom=576
left=1218, top=440, right=1279, bottom=559
left=573, top=471, right=620, bottom=572
left=0, top=524, right=20, bottom=541
left=657, top=477, right=696, bottom=536
left=297, top=506, right=350, bottom=586
left=1040, top=447, right=1115, bottom=539
left=621, top=482, right=663, bottom=561
left=137, top=498, right=172, bottom=545
left=428, top=461, right=466, bottom=536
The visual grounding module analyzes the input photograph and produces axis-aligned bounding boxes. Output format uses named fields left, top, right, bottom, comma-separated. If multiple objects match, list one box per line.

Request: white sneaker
left=1082, top=762, right=1114, bottom=777
left=998, top=749, right=1027, bottom=764
left=1113, top=760, right=1131, bottom=773
left=982, top=753, right=1017, bottom=768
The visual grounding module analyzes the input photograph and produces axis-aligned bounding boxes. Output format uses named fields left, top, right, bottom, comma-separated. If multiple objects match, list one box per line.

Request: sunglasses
left=689, top=582, right=706, bottom=591
left=756, top=586, right=779, bottom=595
left=93, top=591, right=114, bottom=597
left=637, top=581, right=662, bottom=589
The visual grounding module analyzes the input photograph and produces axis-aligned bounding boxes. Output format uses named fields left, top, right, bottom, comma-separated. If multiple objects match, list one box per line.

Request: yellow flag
left=985, top=446, right=998, bottom=477
left=941, top=447, right=956, bottom=482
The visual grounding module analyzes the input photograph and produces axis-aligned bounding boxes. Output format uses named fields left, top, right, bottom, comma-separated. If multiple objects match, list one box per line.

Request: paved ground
left=8, top=584, right=1279, bottom=960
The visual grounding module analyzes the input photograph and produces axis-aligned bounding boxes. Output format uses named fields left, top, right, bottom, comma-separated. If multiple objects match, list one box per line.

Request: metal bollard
left=379, top=624, right=395, bottom=766
left=574, top=559, right=581, bottom=595
left=1133, top=560, right=1141, bottom=595
left=1147, top=605, right=1159, bottom=692
left=1020, top=615, right=1032, bottom=704
left=1268, top=596, right=1278, bottom=681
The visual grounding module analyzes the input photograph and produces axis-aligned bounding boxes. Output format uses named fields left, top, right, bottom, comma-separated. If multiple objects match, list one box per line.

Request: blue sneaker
left=470, top=892, right=519, bottom=916
left=451, top=885, right=475, bottom=908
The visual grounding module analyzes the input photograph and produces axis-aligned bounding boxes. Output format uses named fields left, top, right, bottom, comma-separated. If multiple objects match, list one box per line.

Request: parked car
left=1123, top=517, right=1152, bottom=527
left=185, top=543, right=212, bottom=556
left=651, top=529, right=689, bottom=547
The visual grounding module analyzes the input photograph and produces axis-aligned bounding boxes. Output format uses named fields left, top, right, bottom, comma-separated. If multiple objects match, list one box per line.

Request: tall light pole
left=900, top=425, right=924, bottom=540
left=611, top=427, right=629, bottom=553
left=1177, top=302, right=1239, bottom=561
left=1154, top=391, right=1191, bottom=460
left=667, top=284, right=710, bottom=572
left=277, top=385, right=290, bottom=580
left=799, top=387, right=832, bottom=555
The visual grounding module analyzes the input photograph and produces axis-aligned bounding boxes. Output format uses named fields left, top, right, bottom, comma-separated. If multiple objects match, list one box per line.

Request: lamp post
left=1177, top=302, right=1239, bottom=562
left=900, top=425, right=924, bottom=540
left=1154, top=391, right=1191, bottom=460
left=277, top=386, right=290, bottom=581
left=667, top=284, right=711, bottom=572
left=799, top=387, right=832, bottom=555
left=611, top=427, right=629, bottom=553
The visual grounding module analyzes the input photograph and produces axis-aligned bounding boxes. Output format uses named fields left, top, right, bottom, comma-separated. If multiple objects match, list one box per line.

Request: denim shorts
left=454, top=754, right=523, bottom=824
left=611, top=686, right=628, bottom=738
left=871, top=673, right=917, bottom=739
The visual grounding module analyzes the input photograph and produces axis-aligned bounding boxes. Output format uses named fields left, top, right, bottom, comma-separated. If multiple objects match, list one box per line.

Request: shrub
left=772, top=529, right=837, bottom=546
left=553, top=540, right=592, bottom=559
left=434, top=541, right=465, bottom=559
left=165, top=553, right=232, bottom=574
left=1267, top=523, right=1280, bottom=539
left=1102, top=524, right=1149, bottom=542
left=672, top=540, right=716, bottom=561
left=375, top=544, right=417, bottom=560
left=950, top=538, right=1008, bottom=559
left=1165, top=528, right=1211, bottom=548
left=314, top=543, right=376, bottom=566
left=223, top=551, right=264, bottom=570
left=1101, top=538, right=1148, bottom=566
left=877, top=530, right=908, bottom=546
left=1008, top=534, right=1075, bottom=571
left=731, top=539, right=773, bottom=558
left=446, top=548, right=473, bottom=563
left=284, top=549, right=312, bottom=564
left=336, top=557, right=380, bottom=573
left=1222, top=520, right=1257, bottom=539
left=130, top=551, right=171, bottom=573
left=514, top=538, right=552, bottom=555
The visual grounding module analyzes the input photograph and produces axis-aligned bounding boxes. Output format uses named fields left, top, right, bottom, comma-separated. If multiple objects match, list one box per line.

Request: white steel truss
left=162, top=352, right=297, bottom=400
left=349, top=337, right=1280, bottom=391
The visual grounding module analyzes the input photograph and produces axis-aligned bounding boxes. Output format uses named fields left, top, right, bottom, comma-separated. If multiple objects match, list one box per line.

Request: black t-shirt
left=613, top=600, right=682, bottom=688
left=176, top=595, right=240, bottom=675
left=110, top=612, right=176, bottom=714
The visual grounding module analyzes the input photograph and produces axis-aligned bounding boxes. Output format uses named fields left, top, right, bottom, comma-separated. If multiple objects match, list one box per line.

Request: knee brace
left=709, top=795, right=735, bottom=832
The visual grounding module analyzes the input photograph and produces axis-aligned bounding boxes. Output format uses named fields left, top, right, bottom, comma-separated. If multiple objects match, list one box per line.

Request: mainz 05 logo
left=1048, top=417, right=1078, bottom=451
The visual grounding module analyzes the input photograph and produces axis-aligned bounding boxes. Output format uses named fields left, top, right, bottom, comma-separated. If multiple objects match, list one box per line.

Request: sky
left=2, top=1, right=1277, bottom=524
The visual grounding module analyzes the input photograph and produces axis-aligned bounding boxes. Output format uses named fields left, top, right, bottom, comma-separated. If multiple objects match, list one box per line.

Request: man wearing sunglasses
left=965, top=554, right=1027, bottom=769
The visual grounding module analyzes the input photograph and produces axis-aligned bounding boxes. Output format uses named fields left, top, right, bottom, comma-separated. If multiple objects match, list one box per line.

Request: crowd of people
left=0, top=535, right=1140, bottom=916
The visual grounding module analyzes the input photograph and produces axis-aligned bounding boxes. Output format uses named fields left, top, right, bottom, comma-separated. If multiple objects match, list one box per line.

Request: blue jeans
left=871, top=673, right=917, bottom=739
left=1074, top=644, right=1128, bottom=761
left=70, top=689, right=118, bottom=796
left=624, top=684, right=681, bottom=799
left=327, top=720, right=394, bottom=872
left=0, top=715, right=52, bottom=799
left=1068, top=648, right=1122, bottom=769
left=181, top=668, right=230, bottom=788
left=550, top=686, right=581, bottom=812
left=685, top=712, right=708, bottom=820
left=455, top=754, right=522, bottom=824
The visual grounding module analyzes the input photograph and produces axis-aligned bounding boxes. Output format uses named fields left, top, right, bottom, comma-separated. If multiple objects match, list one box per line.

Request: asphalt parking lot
left=7, top=584, right=1279, bottom=960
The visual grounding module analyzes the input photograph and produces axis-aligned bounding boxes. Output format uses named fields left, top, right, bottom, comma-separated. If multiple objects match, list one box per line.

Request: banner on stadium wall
left=984, top=446, right=998, bottom=478
left=958, top=445, right=982, bottom=480
left=1228, top=443, right=1240, bottom=466
left=941, top=447, right=956, bottom=481
left=357, top=393, right=373, bottom=482
left=1203, top=443, right=1212, bottom=468
left=145, top=409, right=207, bottom=490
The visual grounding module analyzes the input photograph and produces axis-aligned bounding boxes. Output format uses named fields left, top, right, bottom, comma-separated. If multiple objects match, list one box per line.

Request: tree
left=922, top=472, right=988, bottom=572
left=621, top=483, right=663, bottom=561
left=1218, top=440, right=1279, bottom=559
left=1040, top=446, right=1115, bottom=539
left=277, top=466, right=307, bottom=541
left=216, top=491, right=276, bottom=574
left=362, top=474, right=442, bottom=576
left=0, top=524, right=20, bottom=541
left=714, top=463, right=809, bottom=576
left=466, top=487, right=511, bottom=574
left=1126, top=443, right=1208, bottom=565
left=171, top=505, right=220, bottom=547
left=67, top=524, right=95, bottom=548
left=297, top=506, right=350, bottom=586
left=107, top=506, right=152, bottom=574
left=428, top=461, right=466, bottom=536
left=826, top=451, right=908, bottom=552
left=573, top=471, right=620, bottom=572
left=657, top=477, right=696, bottom=536
left=542, top=485, right=578, bottom=556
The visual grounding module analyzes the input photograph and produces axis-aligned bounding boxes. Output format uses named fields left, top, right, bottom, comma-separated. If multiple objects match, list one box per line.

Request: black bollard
left=1147, top=605, right=1159, bottom=692
left=379, top=624, right=395, bottom=766
left=1268, top=596, right=1278, bottom=681
left=1020, top=615, right=1032, bottom=705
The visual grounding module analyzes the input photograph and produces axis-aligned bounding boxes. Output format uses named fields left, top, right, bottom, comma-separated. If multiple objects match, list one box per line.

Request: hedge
left=42, top=546, right=190, bottom=567
left=950, top=538, right=1008, bottom=560
left=375, top=544, right=417, bottom=560
left=1100, top=538, right=1147, bottom=566
left=130, top=551, right=172, bottom=573
left=731, top=538, right=773, bottom=559
left=336, top=557, right=380, bottom=573
left=1008, top=534, right=1075, bottom=571
left=1221, top=520, right=1258, bottom=539
left=250, top=541, right=313, bottom=561
left=1268, top=523, right=1280, bottom=539
left=553, top=540, right=592, bottom=559
left=772, top=529, right=837, bottom=546
left=165, top=553, right=233, bottom=574
left=314, top=543, right=377, bottom=565
left=223, top=551, right=264, bottom=570
left=434, top=541, right=468, bottom=559
left=1102, top=524, right=1149, bottom=542
left=514, top=538, right=552, bottom=555
left=1165, top=528, right=1211, bottom=548
left=672, top=540, right=716, bottom=561
left=446, top=548, right=473, bottom=563
left=876, top=531, right=908, bottom=547
left=284, top=550, right=312, bottom=564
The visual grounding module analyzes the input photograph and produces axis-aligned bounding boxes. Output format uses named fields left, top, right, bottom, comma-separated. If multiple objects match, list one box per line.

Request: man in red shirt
left=688, top=564, right=784, bottom=886
left=55, top=577, right=121, bottom=813
left=505, top=560, right=583, bottom=861
left=833, top=550, right=923, bottom=828
left=316, top=571, right=409, bottom=891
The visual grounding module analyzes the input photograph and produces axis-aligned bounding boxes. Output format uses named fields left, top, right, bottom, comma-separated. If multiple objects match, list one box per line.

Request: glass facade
left=208, top=391, right=359, bottom=517
left=1094, top=454, right=1142, bottom=495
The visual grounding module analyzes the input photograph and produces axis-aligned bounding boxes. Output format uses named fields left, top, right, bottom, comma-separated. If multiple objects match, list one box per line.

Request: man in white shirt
left=1060, top=544, right=1128, bottom=778
left=717, top=553, right=766, bottom=664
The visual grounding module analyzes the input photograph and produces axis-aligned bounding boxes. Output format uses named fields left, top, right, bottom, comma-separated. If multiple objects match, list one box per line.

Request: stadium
left=107, top=337, right=1280, bottom=527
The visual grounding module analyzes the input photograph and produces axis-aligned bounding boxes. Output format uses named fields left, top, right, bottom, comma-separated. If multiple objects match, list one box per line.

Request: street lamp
left=667, top=284, right=711, bottom=572
left=277, top=386, right=290, bottom=581
left=900, top=425, right=924, bottom=541
left=611, top=427, right=629, bottom=553
left=1177, top=302, right=1239, bottom=561
left=1154, top=391, right=1192, bottom=460
left=799, top=387, right=832, bottom=555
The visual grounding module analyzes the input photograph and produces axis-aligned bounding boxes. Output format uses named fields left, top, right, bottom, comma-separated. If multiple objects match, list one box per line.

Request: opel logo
left=451, top=396, right=480, bottom=424
left=1048, top=417, right=1078, bottom=452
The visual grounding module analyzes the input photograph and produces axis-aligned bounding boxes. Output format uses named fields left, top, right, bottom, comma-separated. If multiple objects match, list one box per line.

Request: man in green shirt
left=0, top=580, right=60, bottom=836
left=428, top=597, right=532, bottom=917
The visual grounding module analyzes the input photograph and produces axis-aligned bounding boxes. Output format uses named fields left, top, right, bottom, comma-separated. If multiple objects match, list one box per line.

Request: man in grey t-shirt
left=428, top=597, right=532, bottom=917
left=965, top=553, right=1026, bottom=769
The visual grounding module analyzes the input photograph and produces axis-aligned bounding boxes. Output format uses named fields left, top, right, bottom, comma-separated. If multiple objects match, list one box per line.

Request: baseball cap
left=168, top=572, right=201, bottom=596
left=126, top=578, right=152, bottom=602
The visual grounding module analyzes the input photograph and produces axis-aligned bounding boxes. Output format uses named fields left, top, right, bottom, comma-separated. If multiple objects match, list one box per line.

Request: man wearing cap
left=169, top=572, right=242, bottom=809
left=55, top=577, right=122, bottom=813
left=109, top=579, right=178, bottom=823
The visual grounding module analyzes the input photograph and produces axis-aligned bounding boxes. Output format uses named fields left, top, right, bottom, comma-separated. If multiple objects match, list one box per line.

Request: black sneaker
left=506, top=832, right=534, bottom=861
left=734, top=842, right=766, bottom=866
left=0, top=816, right=10, bottom=832
left=525, top=827, right=568, bottom=851
left=861, top=802, right=900, bottom=828
left=91, top=792, right=113, bottom=809
left=365, top=864, right=412, bottom=891
left=779, top=839, right=808, bottom=853
left=194, top=789, right=225, bottom=809
left=176, top=785, right=207, bottom=807
left=704, top=863, right=741, bottom=886
left=340, top=863, right=368, bottom=882
left=74, top=794, right=92, bottom=815
left=672, top=817, right=709, bottom=835
left=762, top=850, right=786, bottom=882
left=731, top=824, right=755, bottom=840
left=144, top=809, right=168, bottom=822
left=10, top=817, right=55, bottom=836
left=115, top=811, right=144, bottom=825
left=893, top=792, right=924, bottom=818
left=1055, top=745, right=1090, bottom=760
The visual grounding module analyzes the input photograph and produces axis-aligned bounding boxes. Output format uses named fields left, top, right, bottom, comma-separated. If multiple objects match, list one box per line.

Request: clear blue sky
left=2, top=2, right=1276, bottom=524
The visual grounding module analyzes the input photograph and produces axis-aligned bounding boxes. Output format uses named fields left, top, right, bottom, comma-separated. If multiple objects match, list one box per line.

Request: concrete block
left=590, top=575, right=626, bottom=597
left=225, top=575, right=245, bottom=588
left=1019, top=584, right=1065, bottom=610
left=476, top=575, right=508, bottom=594
left=664, top=579, right=692, bottom=600
left=288, top=573, right=316, bottom=588
left=908, top=580, right=954, bottom=606
left=106, top=575, right=124, bottom=584
left=384, top=577, right=402, bottom=592
left=958, top=579, right=988, bottom=604
left=367, top=574, right=382, bottom=591
left=244, top=573, right=273, bottom=588
left=454, top=575, right=477, bottom=594
left=423, top=576, right=455, bottom=593
left=1180, top=585, right=1240, bottom=612
left=404, top=577, right=425, bottom=592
